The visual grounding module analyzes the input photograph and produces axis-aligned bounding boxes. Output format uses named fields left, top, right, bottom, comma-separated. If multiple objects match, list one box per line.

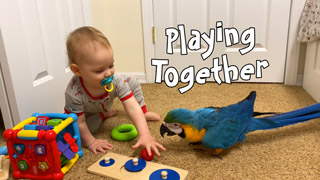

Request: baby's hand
left=132, top=134, right=166, bottom=156
left=88, top=139, right=113, bottom=155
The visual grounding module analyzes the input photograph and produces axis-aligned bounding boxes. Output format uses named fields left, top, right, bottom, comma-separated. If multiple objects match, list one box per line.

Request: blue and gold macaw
left=160, top=91, right=320, bottom=155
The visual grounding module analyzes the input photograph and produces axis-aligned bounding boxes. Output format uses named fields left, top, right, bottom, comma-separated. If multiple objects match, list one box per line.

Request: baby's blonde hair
left=66, top=26, right=112, bottom=64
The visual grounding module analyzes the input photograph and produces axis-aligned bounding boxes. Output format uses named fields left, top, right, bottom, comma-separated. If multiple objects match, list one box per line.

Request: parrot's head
left=160, top=108, right=194, bottom=138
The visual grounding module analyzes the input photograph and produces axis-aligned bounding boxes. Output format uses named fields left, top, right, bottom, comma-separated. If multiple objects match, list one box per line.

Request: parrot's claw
left=211, top=149, right=224, bottom=159
left=188, top=142, right=202, bottom=146
left=212, top=154, right=223, bottom=160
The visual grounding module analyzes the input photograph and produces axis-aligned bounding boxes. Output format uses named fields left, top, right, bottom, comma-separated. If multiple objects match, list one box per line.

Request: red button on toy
left=140, top=148, right=153, bottom=161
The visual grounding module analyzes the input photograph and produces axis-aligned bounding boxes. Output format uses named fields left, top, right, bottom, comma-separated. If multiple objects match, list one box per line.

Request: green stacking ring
left=111, top=124, right=138, bottom=141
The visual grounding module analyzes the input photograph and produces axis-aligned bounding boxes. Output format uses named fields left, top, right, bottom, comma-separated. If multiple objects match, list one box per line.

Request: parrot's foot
left=212, top=154, right=223, bottom=159
left=211, top=149, right=224, bottom=159
left=188, top=142, right=202, bottom=146
left=215, top=149, right=223, bottom=154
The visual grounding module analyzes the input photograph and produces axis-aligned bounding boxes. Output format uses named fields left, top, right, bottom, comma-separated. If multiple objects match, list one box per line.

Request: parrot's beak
left=160, top=122, right=177, bottom=137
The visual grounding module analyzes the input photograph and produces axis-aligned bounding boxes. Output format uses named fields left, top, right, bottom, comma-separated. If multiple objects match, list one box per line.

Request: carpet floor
left=1, top=83, right=319, bottom=179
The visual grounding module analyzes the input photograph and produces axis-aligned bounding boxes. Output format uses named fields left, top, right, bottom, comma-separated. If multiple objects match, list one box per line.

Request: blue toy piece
left=149, top=169, right=180, bottom=180
left=124, top=158, right=146, bottom=172
left=57, top=140, right=75, bottom=160
left=0, top=145, right=8, bottom=155
left=99, top=158, right=115, bottom=167
left=23, top=125, right=37, bottom=130
left=13, top=144, right=25, bottom=154
left=36, top=125, right=54, bottom=130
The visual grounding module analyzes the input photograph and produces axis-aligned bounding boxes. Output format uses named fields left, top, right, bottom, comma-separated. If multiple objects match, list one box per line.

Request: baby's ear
left=70, top=64, right=81, bottom=77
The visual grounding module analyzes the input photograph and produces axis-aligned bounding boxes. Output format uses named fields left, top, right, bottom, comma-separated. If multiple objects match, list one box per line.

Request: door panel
left=0, top=0, right=91, bottom=127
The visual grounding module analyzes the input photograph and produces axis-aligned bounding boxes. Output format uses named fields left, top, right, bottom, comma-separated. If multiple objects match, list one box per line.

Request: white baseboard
left=117, top=72, right=146, bottom=83
left=297, top=74, right=303, bottom=86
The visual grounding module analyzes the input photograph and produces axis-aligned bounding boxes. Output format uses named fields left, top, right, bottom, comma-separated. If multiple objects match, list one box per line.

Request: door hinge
left=152, top=26, right=156, bottom=44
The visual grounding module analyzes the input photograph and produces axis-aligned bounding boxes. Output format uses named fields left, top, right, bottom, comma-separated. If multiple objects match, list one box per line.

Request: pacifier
left=100, top=75, right=114, bottom=92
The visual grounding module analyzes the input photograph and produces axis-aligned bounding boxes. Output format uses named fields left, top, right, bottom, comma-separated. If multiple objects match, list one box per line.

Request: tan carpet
left=1, top=83, right=320, bottom=179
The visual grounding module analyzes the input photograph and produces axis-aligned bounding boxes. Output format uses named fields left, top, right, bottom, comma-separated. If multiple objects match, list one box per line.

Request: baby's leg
left=85, top=112, right=104, bottom=134
left=103, top=109, right=119, bottom=119
left=124, top=76, right=160, bottom=121
left=145, top=111, right=161, bottom=121
left=85, top=111, right=119, bottom=134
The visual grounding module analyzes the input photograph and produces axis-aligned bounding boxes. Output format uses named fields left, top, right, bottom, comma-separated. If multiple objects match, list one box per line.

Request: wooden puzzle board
left=87, top=152, right=188, bottom=180
left=0, top=155, right=10, bottom=180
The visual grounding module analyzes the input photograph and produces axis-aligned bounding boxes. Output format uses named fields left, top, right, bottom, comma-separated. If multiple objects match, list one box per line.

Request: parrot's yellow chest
left=181, top=124, right=206, bottom=142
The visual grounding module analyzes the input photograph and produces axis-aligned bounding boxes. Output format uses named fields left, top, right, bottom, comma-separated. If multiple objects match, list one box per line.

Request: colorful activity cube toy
left=3, top=113, right=82, bottom=180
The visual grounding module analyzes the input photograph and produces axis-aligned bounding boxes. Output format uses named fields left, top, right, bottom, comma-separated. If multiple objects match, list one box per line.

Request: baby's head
left=66, top=27, right=115, bottom=89
left=66, top=26, right=112, bottom=65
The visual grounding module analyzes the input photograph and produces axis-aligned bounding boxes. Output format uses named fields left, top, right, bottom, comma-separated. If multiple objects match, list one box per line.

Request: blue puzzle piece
left=124, top=158, right=146, bottom=172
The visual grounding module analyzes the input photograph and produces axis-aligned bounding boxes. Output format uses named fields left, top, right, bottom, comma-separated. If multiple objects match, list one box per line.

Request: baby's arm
left=122, top=97, right=166, bottom=156
left=77, top=114, right=113, bottom=154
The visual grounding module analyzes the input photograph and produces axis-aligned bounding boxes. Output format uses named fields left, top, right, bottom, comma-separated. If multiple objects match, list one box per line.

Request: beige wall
left=90, top=0, right=145, bottom=73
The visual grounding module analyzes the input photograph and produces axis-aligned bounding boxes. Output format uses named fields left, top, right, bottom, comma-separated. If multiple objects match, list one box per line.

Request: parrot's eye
left=165, top=122, right=181, bottom=130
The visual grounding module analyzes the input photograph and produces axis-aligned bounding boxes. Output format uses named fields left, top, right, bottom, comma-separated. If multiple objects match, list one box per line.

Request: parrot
left=160, top=91, right=320, bottom=155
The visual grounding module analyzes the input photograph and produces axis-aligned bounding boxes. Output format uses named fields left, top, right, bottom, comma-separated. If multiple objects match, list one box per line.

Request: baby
left=64, top=26, right=165, bottom=156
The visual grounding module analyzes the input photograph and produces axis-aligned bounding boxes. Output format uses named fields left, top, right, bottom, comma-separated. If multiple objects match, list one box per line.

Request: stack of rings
left=111, top=124, right=138, bottom=141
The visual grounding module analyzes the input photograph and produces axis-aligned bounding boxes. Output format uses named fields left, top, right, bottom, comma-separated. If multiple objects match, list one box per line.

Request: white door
left=151, top=0, right=291, bottom=84
left=303, top=41, right=320, bottom=102
left=0, top=0, right=91, bottom=129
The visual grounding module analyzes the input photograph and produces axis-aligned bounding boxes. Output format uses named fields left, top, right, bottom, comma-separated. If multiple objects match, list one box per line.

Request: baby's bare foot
left=103, top=109, right=119, bottom=119
left=145, top=111, right=161, bottom=121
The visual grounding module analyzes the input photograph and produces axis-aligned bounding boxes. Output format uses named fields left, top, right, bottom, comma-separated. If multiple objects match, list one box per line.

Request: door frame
left=0, top=30, right=15, bottom=129
left=142, top=0, right=155, bottom=83
left=142, top=0, right=306, bottom=84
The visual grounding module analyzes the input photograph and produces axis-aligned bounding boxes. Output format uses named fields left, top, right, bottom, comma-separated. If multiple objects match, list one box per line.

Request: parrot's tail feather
left=252, top=112, right=278, bottom=117
left=274, top=112, right=320, bottom=126
left=246, top=103, right=320, bottom=132
left=264, top=103, right=320, bottom=120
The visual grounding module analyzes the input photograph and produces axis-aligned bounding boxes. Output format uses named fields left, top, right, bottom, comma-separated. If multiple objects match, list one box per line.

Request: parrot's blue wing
left=194, top=108, right=216, bottom=118
left=202, top=91, right=256, bottom=149
left=191, top=108, right=216, bottom=130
